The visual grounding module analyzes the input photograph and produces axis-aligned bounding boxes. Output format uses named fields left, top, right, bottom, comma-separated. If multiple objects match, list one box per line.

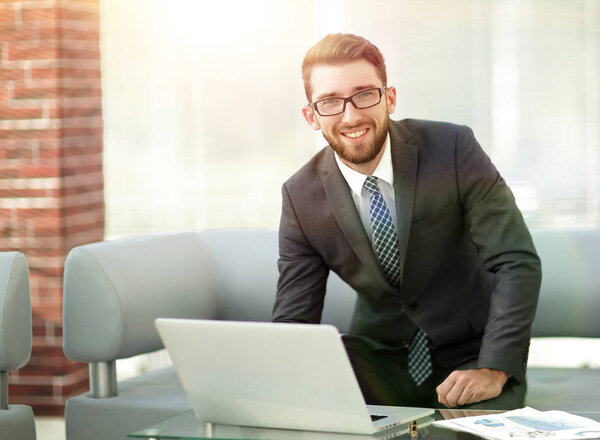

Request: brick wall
left=0, top=0, right=103, bottom=415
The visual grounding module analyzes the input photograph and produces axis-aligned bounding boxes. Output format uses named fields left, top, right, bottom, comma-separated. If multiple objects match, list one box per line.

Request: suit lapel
left=389, top=121, right=418, bottom=276
left=319, top=151, right=387, bottom=285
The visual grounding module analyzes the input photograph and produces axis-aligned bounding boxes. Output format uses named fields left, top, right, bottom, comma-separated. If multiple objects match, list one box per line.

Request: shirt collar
left=334, top=133, right=393, bottom=197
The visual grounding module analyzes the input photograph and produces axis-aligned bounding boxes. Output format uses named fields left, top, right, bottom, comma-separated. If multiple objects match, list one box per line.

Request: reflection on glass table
left=131, top=408, right=600, bottom=440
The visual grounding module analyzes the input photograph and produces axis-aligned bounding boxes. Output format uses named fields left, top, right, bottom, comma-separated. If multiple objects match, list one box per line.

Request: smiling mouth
left=342, top=128, right=368, bottom=139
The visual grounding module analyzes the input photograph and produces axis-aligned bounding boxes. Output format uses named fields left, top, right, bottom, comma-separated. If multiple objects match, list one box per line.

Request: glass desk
left=130, top=409, right=600, bottom=440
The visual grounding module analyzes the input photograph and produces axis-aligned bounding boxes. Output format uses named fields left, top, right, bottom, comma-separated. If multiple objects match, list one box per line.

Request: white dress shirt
left=334, top=134, right=396, bottom=246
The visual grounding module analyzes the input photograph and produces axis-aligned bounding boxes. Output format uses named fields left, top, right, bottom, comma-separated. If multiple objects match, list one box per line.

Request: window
left=101, top=0, right=599, bottom=238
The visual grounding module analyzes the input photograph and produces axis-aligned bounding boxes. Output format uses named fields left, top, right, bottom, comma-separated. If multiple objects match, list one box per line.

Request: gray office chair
left=0, top=252, right=36, bottom=439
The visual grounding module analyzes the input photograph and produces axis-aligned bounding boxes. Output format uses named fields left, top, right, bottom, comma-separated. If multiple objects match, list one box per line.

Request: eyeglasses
left=310, top=87, right=388, bottom=116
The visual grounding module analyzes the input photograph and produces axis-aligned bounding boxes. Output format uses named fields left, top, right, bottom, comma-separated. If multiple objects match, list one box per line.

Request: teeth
left=344, top=129, right=366, bottom=139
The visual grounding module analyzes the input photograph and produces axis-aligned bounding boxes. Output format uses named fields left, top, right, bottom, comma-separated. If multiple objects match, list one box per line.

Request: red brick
left=0, top=26, right=36, bottom=42
left=61, top=87, right=101, bottom=98
left=63, top=202, right=102, bottom=217
left=61, top=379, right=90, bottom=398
left=24, top=254, right=64, bottom=264
left=0, top=107, right=43, bottom=119
left=62, top=182, right=103, bottom=197
left=0, top=128, right=62, bottom=139
left=0, top=147, right=32, bottom=159
left=32, top=280, right=63, bottom=294
left=16, top=400, right=67, bottom=417
left=31, top=292, right=63, bottom=306
left=64, top=0, right=100, bottom=4
left=13, top=86, right=60, bottom=100
left=61, top=47, right=100, bottom=60
left=0, top=68, right=24, bottom=80
left=34, top=147, right=60, bottom=158
left=31, top=303, right=61, bottom=322
left=62, top=115, right=102, bottom=130
left=2, top=138, right=60, bottom=149
left=30, top=320, right=64, bottom=339
left=36, top=24, right=57, bottom=41
left=63, top=68, right=101, bottom=79
left=0, top=85, right=8, bottom=101
left=30, top=67, right=59, bottom=79
left=21, top=8, right=56, bottom=22
left=15, top=208, right=61, bottom=219
left=8, top=384, right=55, bottom=398
left=32, top=325, right=48, bottom=338
left=0, top=8, right=15, bottom=22
left=57, top=27, right=100, bottom=41
left=59, top=106, right=101, bottom=118
left=61, top=127, right=102, bottom=139
left=0, top=219, right=27, bottom=233
left=18, top=362, right=84, bottom=378
left=0, top=188, right=47, bottom=197
left=58, top=7, right=99, bottom=22
left=62, top=166, right=102, bottom=179
left=0, top=167, right=61, bottom=179
left=8, top=41, right=58, bottom=60
left=32, top=225, right=62, bottom=237
left=34, top=286, right=63, bottom=299
left=62, top=135, right=102, bottom=149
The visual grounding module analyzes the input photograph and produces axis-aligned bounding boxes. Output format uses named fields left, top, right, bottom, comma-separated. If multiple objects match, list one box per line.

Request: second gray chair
left=0, top=252, right=36, bottom=440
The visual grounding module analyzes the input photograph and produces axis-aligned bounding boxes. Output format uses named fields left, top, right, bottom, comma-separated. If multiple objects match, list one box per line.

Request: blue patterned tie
left=363, top=176, right=432, bottom=386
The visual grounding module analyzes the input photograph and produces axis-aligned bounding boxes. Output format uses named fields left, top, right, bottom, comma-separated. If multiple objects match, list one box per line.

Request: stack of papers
left=434, top=407, right=600, bottom=440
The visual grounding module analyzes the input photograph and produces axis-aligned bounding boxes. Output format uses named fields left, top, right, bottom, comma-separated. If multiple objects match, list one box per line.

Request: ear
left=385, top=86, right=397, bottom=115
left=302, top=105, right=321, bottom=130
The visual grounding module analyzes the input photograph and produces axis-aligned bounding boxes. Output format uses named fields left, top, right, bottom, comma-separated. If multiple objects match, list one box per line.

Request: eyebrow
left=314, top=84, right=380, bottom=101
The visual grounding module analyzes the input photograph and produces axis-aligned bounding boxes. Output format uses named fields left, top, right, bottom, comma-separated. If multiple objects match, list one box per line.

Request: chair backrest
left=0, top=252, right=32, bottom=374
left=530, top=229, right=600, bottom=338
left=63, top=232, right=221, bottom=363
left=199, top=229, right=356, bottom=332
left=63, top=229, right=358, bottom=364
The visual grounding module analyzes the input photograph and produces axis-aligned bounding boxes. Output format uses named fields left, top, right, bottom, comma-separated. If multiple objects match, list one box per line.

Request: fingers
left=436, top=369, right=504, bottom=408
left=436, top=371, right=475, bottom=407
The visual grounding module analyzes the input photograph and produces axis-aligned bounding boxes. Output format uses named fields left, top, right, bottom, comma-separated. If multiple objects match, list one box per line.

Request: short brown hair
left=302, top=33, right=387, bottom=102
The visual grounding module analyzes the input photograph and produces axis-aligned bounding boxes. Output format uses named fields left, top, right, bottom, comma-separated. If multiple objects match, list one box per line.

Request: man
left=272, top=33, right=541, bottom=409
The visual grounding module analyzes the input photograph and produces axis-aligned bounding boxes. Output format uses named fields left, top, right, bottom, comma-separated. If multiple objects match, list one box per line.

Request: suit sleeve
left=456, top=125, right=541, bottom=382
left=272, top=183, right=329, bottom=323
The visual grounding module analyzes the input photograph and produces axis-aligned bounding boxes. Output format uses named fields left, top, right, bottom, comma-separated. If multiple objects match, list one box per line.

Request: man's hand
left=436, top=368, right=508, bottom=408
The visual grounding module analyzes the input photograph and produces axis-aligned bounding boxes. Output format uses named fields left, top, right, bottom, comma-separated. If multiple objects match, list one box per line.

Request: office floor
left=36, top=417, right=65, bottom=440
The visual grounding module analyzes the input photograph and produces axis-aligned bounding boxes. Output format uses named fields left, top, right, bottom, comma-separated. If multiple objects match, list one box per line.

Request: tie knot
left=363, top=175, right=380, bottom=196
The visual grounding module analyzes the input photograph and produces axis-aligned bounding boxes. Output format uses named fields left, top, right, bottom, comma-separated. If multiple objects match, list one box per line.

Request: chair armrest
left=63, top=232, right=221, bottom=363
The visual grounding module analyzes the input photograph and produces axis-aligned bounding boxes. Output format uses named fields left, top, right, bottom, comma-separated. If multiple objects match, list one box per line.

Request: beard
left=323, top=117, right=389, bottom=165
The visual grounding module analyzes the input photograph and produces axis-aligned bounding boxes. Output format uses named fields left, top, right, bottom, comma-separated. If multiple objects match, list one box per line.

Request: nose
left=341, top=100, right=361, bottom=125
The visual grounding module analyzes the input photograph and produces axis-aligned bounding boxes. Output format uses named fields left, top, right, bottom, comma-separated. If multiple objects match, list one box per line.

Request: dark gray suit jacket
left=272, top=119, right=541, bottom=383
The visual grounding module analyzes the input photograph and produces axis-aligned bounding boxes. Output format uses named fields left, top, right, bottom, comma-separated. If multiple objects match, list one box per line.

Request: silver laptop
left=155, top=318, right=434, bottom=436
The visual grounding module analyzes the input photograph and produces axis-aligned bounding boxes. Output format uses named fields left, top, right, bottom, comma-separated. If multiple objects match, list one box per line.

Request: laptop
left=155, top=318, right=434, bottom=436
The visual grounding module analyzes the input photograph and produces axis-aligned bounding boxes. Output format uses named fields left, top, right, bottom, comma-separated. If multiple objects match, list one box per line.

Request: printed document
left=434, top=407, right=600, bottom=440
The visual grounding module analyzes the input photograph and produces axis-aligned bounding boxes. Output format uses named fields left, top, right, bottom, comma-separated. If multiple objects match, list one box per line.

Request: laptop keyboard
left=371, top=414, right=388, bottom=422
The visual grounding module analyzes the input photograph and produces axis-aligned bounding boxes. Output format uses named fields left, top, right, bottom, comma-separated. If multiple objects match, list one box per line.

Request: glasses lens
left=313, top=88, right=384, bottom=116
left=316, top=98, right=344, bottom=116
left=352, top=89, right=381, bottom=109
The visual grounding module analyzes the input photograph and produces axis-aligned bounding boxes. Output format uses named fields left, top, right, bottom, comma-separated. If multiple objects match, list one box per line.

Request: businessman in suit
left=272, top=33, right=541, bottom=409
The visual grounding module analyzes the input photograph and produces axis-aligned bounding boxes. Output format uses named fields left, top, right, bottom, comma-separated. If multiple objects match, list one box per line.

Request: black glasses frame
left=309, top=86, right=389, bottom=116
